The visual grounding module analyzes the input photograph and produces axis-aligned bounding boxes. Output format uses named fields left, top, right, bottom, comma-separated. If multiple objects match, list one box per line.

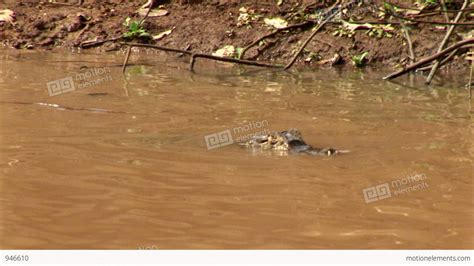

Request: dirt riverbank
left=0, top=0, right=472, bottom=70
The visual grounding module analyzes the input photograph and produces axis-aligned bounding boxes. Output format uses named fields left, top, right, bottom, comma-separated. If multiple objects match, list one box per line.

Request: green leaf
left=235, top=47, right=244, bottom=59
left=352, top=52, right=369, bottom=67
left=129, top=21, right=140, bottom=31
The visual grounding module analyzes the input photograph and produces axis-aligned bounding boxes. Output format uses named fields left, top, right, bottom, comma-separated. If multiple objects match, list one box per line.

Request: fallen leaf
left=140, top=0, right=153, bottom=9
left=0, top=9, right=15, bottom=24
left=318, top=53, right=343, bottom=66
left=138, top=8, right=168, bottom=17
left=153, top=28, right=173, bottom=41
left=237, top=12, right=251, bottom=26
left=237, top=7, right=254, bottom=27
left=264, top=17, right=288, bottom=29
left=212, top=45, right=235, bottom=58
left=342, top=20, right=373, bottom=32
left=405, top=9, right=421, bottom=16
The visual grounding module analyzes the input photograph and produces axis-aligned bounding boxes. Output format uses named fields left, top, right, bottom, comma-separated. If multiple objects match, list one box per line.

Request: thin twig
left=399, top=19, right=415, bottom=64
left=439, top=0, right=450, bottom=22
left=118, top=42, right=283, bottom=71
left=324, top=20, right=400, bottom=25
left=74, top=23, right=90, bottom=43
left=383, top=38, right=474, bottom=80
left=426, top=0, right=469, bottom=84
left=416, top=48, right=463, bottom=72
left=119, top=42, right=192, bottom=54
left=414, top=12, right=448, bottom=18
left=122, top=45, right=132, bottom=74
left=417, top=44, right=474, bottom=72
left=190, top=53, right=282, bottom=70
left=189, top=54, right=197, bottom=72
left=284, top=1, right=353, bottom=70
left=138, top=0, right=154, bottom=25
left=388, top=10, right=474, bottom=26
left=468, top=50, right=473, bottom=99
left=327, top=20, right=402, bottom=25
left=383, top=2, right=474, bottom=13
left=469, top=60, right=472, bottom=99
left=80, top=36, right=122, bottom=48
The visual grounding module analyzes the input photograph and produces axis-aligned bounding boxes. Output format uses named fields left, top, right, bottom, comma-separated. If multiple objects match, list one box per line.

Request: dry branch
left=388, top=11, right=474, bottom=26
left=119, top=42, right=283, bottom=71
left=415, top=48, right=467, bottom=72
left=122, top=45, right=132, bottom=74
left=80, top=36, right=122, bottom=48
left=383, top=38, right=474, bottom=80
left=399, top=19, right=415, bottom=63
left=426, top=0, right=469, bottom=84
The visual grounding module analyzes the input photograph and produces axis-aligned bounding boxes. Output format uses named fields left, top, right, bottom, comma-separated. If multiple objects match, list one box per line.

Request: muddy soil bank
left=0, top=0, right=472, bottom=70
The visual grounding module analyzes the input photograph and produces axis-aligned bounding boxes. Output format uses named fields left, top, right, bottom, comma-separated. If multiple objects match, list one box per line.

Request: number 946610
left=5, top=255, right=29, bottom=262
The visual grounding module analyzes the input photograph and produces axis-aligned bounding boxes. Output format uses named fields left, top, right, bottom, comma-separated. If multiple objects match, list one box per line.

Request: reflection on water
left=0, top=50, right=472, bottom=249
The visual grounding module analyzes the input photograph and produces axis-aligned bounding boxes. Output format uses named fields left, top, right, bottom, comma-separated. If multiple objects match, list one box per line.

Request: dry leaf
left=342, top=21, right=373, bottom=32
left=153, top=28, right=173, bottom=41
left=0, top=9, right=15, bottom=24
left=138, top=8, right=168, bottom=17
left=212, top=45, right=235, bottom=57
left=264, top=17, right=288, bottom=29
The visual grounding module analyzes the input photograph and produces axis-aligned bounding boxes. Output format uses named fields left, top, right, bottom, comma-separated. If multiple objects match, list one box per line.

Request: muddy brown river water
left=0, top=50, right=472, bottom=249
